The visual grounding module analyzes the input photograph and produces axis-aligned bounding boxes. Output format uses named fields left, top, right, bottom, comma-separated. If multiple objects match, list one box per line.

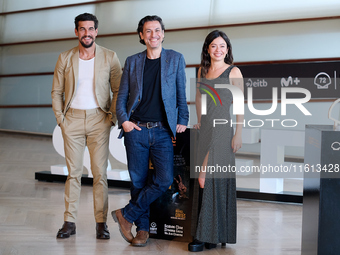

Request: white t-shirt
left=70, top=57, right=99, bottom=109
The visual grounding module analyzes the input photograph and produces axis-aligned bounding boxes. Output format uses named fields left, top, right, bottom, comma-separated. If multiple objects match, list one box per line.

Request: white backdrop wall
left=0, top=0, right=339, bottom=135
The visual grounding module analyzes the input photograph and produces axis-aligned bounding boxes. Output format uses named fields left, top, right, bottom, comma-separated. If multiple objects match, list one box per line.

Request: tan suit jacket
left=51, top=44, right=122, bottom=125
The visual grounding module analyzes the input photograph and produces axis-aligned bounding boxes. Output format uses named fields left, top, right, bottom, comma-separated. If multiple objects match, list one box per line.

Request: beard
left=80, top=36, right=94, bottom=48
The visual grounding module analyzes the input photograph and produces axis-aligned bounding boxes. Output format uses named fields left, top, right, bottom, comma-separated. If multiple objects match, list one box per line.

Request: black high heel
left=205, top=243, right=217, bottom=249
left=188, top=239, right=204, bottom=252
left=221, top=243, right=226, bottom=247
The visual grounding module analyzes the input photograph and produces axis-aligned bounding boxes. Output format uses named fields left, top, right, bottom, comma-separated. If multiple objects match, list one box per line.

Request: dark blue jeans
left=122, top=125, right=174, bottom=231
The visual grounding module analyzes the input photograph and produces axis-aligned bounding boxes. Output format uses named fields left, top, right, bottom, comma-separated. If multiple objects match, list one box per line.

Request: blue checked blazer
left=116, top=48, right=189, bottom=138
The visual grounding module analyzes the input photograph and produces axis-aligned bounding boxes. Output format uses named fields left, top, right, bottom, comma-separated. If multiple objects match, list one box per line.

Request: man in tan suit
left=51, top=13, right=122, bottom=239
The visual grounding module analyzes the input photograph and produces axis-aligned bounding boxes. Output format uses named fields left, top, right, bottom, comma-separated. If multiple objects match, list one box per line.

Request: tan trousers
left=60, top=108, right=111, bottom=223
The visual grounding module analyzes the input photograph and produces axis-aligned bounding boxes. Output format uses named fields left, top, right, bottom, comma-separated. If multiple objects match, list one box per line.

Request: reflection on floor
left=0, top=132, right=302, bottom=255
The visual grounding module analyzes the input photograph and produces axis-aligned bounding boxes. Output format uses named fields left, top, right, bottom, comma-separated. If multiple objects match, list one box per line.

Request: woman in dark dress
left=189, top=30, right=244, bottom=252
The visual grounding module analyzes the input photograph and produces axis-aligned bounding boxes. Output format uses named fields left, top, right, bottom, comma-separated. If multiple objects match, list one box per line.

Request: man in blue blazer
left=112, top=15, right=189, bottom=247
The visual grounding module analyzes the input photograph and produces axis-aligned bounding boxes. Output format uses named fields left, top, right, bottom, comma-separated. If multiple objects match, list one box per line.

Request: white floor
left=0, top=132, right=302, bottom=255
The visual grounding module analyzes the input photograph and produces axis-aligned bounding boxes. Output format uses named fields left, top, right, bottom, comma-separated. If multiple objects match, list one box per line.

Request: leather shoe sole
left=131, top=230, right=149, bottom=247
left=131, top=239, right=148, bottom=247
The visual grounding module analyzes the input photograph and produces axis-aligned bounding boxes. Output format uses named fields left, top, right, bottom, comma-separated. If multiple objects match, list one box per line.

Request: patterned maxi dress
left=191, top=65, right=237, bottom=244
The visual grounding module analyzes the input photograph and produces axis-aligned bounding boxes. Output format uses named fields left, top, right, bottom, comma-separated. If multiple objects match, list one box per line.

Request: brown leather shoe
left=96, top=222, right=110, bottom=239
left=111, top=209, right=133, bottom=243
left=131, top=230, right=149, bottom=247
left=56, top=221, right=76, bottom=238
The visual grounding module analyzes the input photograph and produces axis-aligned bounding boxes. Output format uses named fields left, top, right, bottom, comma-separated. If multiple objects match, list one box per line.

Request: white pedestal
left=260, top=129, right=305, bottom=193
left=51, top=164, right=68, bottom=175
left=242, top=128, right=260, bottom=144
left=236, top=159, right=254, bottom=176
left=107, top=169, right=130, bottom=181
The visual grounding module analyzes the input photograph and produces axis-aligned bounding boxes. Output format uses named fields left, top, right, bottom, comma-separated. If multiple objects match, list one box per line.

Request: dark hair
left=74, top=13, right=98, bottom=30
left=200, top=30, right=234, bottom=78
left=137, top=15, right=165, bottom=45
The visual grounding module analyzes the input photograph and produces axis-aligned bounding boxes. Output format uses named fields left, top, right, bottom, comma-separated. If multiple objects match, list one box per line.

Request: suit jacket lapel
left=136, top=50, right=147, bottom=91
left=160, top=48, right=168, bottom=86
left=94, top=44, right=102, bottom=92
left=71, top=46, right=79, bottom=92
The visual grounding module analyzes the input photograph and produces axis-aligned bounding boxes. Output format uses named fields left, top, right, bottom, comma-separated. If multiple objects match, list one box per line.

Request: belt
left=131, top=120, right=165, bottom=129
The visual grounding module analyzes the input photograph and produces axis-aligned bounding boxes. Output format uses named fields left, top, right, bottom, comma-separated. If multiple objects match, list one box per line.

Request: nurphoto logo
left=198, top=78, right=312, bottom=128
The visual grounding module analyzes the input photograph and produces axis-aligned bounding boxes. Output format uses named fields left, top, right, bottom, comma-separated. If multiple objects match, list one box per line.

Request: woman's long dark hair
left=200, top=30, right=233, bottom=78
